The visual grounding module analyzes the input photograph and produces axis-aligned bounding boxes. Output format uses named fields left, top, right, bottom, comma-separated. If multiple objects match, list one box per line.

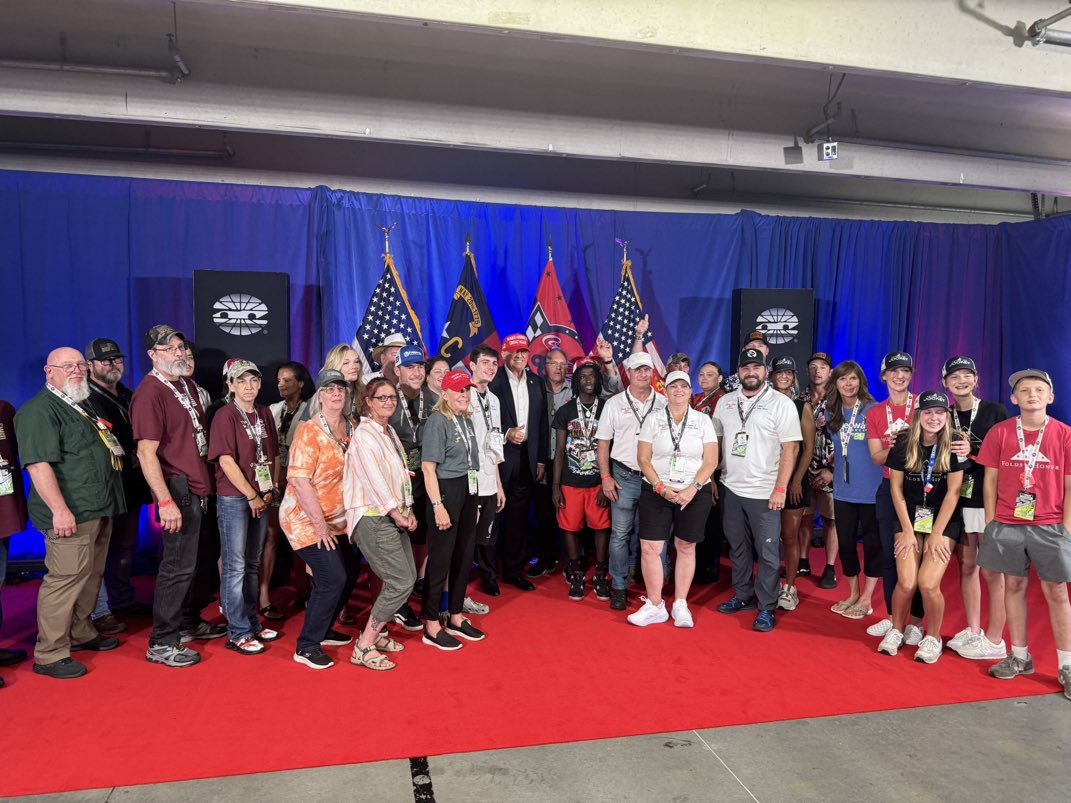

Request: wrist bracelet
left=600, top=474, right=613, bottom=481
left=774, top=486, right=787, bottom=494
left=602, top=359, right=614, bottom=365
left=654, top=481, right=665, bottom=495
left=247, top=494, right=258, bottom=502
left=158, top=498, right=173, bottom=508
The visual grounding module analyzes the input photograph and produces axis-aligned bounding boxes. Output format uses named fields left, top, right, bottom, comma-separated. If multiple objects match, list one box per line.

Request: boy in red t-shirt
left=976, top=369, right=1071, bottom=698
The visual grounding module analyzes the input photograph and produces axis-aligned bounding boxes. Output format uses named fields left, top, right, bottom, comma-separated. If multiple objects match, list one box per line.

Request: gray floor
left=10, top=696, right=1071, bottom=802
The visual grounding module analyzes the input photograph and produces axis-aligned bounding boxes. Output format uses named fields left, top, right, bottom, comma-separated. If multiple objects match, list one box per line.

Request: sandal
left=259, top=604, right=285, bottom=621
left=256, top=628, right=280, bottom=642
left=374, top=635, right=405, bottom=653
left=350, top=644, right=395, bottom=671
left=830, top=600, right=854, bottom=614
left=225, top=636, right=266, bottom=655
left=841, top=604, right=874, bottom=620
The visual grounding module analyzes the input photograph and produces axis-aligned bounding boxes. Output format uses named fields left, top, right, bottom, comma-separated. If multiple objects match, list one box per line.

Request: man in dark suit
left=484, top=334, right=549, bottom=592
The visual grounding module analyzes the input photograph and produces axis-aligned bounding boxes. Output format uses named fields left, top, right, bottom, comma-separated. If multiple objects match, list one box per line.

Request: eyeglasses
left=154, top=344, right=191, bottom=356
left=371, top=394, right=399, bottom=403
left=94, top=358, right=124, bottom=366
left=320, top=386, right=347, bottom=396
left=47, top=362, right=90, bottom=374
left=545, top=360, right=567, bottom=368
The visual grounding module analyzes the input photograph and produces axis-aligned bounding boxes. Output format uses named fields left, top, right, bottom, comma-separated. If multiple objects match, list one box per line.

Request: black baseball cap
left=942, top=356, right=977, bottom=378
left=743, top=330, right=767, bottom=346
left=85, top=338, right=125, bottom=361
left=771, top=355, right=796, bottom=374
left=917, top=390, right=951, bottom=410
left=145, top=324, right=186, bottom=349
left=738, top=348, right=765, bottom=368
left=808, top=352, right=832, bottom=367
left=315, top=369, right=348, bottom=390
left=880, top=351, right=913, bottom=372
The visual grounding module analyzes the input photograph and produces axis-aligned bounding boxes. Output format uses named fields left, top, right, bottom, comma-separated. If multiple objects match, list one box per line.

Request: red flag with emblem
left=525, top=258, right=585, bottom=374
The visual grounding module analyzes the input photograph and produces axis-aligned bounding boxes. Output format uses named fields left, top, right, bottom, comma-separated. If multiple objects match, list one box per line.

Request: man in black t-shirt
left=552, top=361, right=611, bottom=601
left=940, top=356, right=1010, bottom=660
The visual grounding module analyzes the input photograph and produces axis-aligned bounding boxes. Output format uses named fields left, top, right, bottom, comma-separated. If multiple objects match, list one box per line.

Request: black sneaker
left=393, top=603, right=423, bottom=632
left=569, top=572, right=586, bottom=600
left=145, top=642, right=201, bottom=667
left=0, top=647, right=28, bottom=666
left=525, top=559, right=555, bottom=578
left=592, top=570, right=611, bottom=601
left=71, top=635, right=120, bottom=652
left=321, top=628, right=353, bottom=646
left=294, top=647, right=334, bottom=669
left=444, top=619, right=486, bottom=641
left=180, top=621, right=228, bottom=643
left=32, top=657, right=88, bottom=679
left=818, top=564, right=837, bottom=589
left=422, top=627, right=463, bottom=651
left=796, top=558, right=812, bottom=577
left=610, top=588, right=627, bottom=611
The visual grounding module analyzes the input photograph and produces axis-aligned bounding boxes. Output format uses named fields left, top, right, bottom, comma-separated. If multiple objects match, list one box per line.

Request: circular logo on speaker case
left=755, top=308, right=798, bottom=344
left=213, top=294, right=268, bottom=336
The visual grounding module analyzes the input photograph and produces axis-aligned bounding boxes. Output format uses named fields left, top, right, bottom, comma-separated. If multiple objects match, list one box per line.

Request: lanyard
left=319, top=413, right=351, bottom=453
left=693, top=389, right=718, bottom=412
left=576, top=398, right=599, bottom=440
left=666, top=407, right=688, bottom=454
left=152, top=369, right=206, bottom=436
left=885, top=392, right=913, bottom=436
left=839, top=402, right=862, bottom=457
left=1016, top=415, right=1048, bottom=489
left=625, top=389, right=655, bottom=428
left=921, top=442, right=938, bottom=503
left=451, top=415, right=479, bottom=471
left=45, top=384, right=124, bottom=470
left=88, top=381, right=130, bottom=424
left=398, top=389, right=425, bottom=434
left=233, top=400, right=267, bottom=464
left=736, top=385, right=770, bottom=429
left=956, top=398, right=980, bottom=441
left=474, top=390, right=494, bottom=432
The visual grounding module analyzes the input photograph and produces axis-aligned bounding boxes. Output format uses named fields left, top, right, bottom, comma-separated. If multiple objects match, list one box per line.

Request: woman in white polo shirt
left=630, top=371, right=718, bottom=628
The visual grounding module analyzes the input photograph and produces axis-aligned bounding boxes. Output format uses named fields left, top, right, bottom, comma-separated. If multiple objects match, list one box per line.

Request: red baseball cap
left=502, top=333, right=530, bottom=354
left=440, top=369, right=475, bottom=392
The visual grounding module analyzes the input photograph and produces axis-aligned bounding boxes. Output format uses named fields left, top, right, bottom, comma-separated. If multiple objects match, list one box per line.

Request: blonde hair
left=903, top=408, right=953, bottom=473
left=431, top=389, right=472, bottom=420
left=322, top=343, right=364, bottom=420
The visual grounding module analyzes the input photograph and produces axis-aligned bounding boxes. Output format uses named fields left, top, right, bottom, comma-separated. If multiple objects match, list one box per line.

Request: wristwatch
left=431, top=499, right=444, bottom=507
left=693, top=480, right=703, bottom=491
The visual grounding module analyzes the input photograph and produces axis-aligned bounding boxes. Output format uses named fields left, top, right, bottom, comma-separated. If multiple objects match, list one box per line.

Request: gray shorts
left=977, top=521, right=1071, bottom=583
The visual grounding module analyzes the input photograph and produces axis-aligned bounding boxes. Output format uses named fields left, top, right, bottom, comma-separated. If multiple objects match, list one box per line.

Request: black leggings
left=422, top=475, right=478, bottom=621
left=833, top=499, right=881, bottom=578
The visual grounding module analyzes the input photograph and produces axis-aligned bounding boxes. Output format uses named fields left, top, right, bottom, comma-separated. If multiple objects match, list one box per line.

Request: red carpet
left=0, top=551, right=1063, bottom=798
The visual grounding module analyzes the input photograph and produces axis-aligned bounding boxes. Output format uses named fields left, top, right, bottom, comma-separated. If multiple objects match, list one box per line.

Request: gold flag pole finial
left=465, top=233, right=472, bottom=255
left=378, top=223, right=397, bottom=257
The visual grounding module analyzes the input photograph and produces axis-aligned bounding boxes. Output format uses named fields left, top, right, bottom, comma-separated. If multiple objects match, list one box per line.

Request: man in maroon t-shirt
left=976, top=368, right=1071, bottom=699
left=131, top=325, right=220, bottom=668
left=0, top=399, right=29, bottom=682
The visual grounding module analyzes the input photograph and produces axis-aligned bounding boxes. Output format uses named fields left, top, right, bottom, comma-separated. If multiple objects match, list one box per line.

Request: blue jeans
left=92, top=508, right=141, bottom=619
left=608, top=465, right=669, bottom=590
left=217, top=496, right=268, bottom=642
left=296, top=542, right=347, bottom=652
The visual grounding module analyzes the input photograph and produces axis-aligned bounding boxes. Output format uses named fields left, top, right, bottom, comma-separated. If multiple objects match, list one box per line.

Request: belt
left=612, top=460, right=641, bottom=477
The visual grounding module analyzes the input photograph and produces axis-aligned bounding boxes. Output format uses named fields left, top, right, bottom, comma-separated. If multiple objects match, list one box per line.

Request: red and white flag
left=524, top=258, right=585, bottom=373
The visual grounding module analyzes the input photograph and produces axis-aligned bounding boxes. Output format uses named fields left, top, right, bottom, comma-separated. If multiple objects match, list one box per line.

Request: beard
left=741, top=375, right=764, bottom=392
left=63, top=379, right=90, bottom=403
left=160, top=355, right=193, bottom=376
left=91, top=367, right=122, bottom=385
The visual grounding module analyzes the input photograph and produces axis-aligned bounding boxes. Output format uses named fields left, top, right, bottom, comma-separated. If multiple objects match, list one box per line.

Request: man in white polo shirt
left=713, top=348, right=802, bottom=632
left=597, top=352, right=667, bottom=611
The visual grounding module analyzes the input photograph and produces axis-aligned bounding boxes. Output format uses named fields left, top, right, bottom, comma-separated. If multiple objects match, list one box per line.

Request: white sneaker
left=947, top=626, right=976, bottom=651
left=463, top=596, right=490, bottom=615
left=877, top=628, right=904, bottom=656
left=776, top=584, right=799, bottom=611
left=866, top=618, right=893, bottom=637
left=955, top=633, right=1008, bottom=661
left=904, top=623, right=925, bottom=646
left=627, top=596, right=669, bottom=627
left=671, top=598, right=694, bottom=628
left=914, top=635, right=943, bottom=664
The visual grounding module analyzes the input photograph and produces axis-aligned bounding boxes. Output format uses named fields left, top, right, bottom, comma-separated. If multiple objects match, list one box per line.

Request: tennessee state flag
left=437, top=249, right=500, bottom=368
left=525, top=258, right=585, bottom=373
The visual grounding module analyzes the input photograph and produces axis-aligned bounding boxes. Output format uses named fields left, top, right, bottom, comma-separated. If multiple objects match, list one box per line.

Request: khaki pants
left=35, top=517, right=112, bottom=664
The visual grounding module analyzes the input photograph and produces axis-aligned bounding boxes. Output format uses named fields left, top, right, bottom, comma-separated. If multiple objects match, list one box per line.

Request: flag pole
left=547, top=237, right=553, bottom=262
left=614, top=237, right=630, bottom=279
left=377, top=222, right=397, bottom=258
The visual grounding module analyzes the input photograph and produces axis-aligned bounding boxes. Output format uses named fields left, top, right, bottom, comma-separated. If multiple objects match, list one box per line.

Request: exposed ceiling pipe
left=0, top=141, right=234, bottom=161
left=1027, top=3, right=1071, bottom=46
left=0, top=58, right=177, bottom=81
left=833, top=135, right=1071, bottom=170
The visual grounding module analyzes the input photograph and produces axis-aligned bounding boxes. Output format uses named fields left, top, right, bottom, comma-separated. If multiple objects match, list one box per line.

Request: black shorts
left=784, top=478, right=812, bottom=511
left=909, top=517, right=964, bottom=545
left=638, top=483, right=713, bottom=543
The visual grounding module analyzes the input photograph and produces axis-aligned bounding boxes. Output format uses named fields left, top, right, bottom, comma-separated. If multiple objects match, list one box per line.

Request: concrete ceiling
left=1, top=0, right=1069, bottom=220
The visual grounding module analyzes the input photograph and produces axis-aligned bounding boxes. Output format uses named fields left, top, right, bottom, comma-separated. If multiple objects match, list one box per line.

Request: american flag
left=353, top=254, right=426, bottom=371
left=598, top=257, right=666, bottom=389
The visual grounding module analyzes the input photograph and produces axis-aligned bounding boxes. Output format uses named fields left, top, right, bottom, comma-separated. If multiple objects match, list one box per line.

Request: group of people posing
left=1, top=323, right=1069, bottom=700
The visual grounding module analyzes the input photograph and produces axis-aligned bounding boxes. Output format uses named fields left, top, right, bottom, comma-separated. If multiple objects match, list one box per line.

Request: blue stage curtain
left=3, top=169, right=1069, bottom=558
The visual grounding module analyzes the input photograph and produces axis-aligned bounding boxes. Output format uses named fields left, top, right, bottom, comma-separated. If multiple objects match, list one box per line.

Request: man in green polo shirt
left=15, top=346, right=126, bottom=679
